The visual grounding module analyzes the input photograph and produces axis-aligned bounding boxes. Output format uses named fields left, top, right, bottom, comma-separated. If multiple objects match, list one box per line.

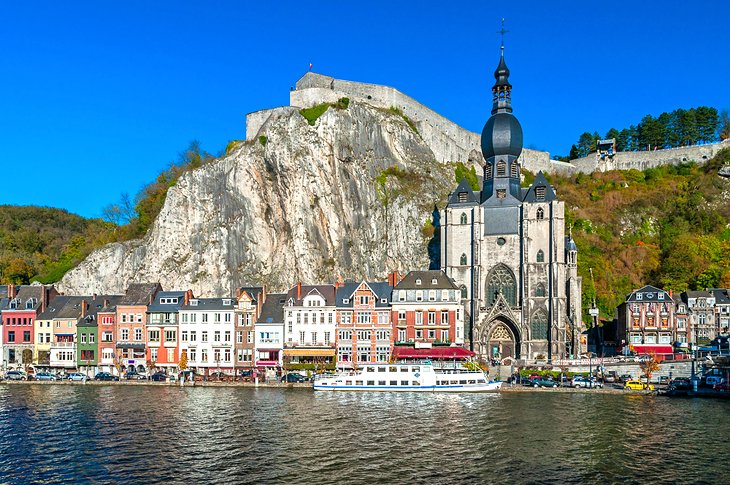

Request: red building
left=2, top=284, right=57, bottom=367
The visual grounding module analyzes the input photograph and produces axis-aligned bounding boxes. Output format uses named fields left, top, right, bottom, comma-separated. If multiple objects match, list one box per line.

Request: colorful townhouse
left=147, top=290, right=189, bottom=373
left=254, top=293, right=286, bottom=369
left=335, top=280, right=393, bottom=369
left=179, top=296, right=235, bottom=375
left=116, top=283, right=162, bottom=374
left=617, top=285, right=678, bottom=355
left=283, top=283, right=337, bottom=370
left=0, top=286, right=8, bottom=359
left=683, top=290, right=717, bottom=345
left=34, top=295, right=71, bottom=367
left=1, top=285, right=57, bottom=368
left=710, top=288, right=730, bottom=337
left=391, top=270, right=464, bottom=345
left=97, top=297, right=121, bottom=374
left=234, top=286, right=265, bottom=373
left=49, top=297, right=89, bottom=371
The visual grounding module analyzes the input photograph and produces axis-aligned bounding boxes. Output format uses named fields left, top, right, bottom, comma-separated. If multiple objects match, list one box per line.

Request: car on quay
left=94, top=372, right=119, bottom=381
left=281, top=373, right=308, bottom=383
left=572, top=376, right=603, bottom=388
left=35, top=372, right=58, bottom=381
left=618, top=374, right=633, bottom=383
left=150, top=372, right=168, bottom=382
left=124, top=371, right=147, bottom=380
left=5, top=370, right=30, bottom=381
left=68, top=373, right=87, bottom=382
left=530, top=377, right=558, bottom=388
left=624, top=380, right=654, bottom=391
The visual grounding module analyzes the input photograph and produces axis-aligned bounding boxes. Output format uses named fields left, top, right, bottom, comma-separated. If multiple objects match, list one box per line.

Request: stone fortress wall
left=246, top=72, right=729, bottom=176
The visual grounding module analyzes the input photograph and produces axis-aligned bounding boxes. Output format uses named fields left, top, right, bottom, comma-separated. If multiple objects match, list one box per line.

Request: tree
left=605, top=128, right=620, bottom=143
left=637, top=115, right=665, bottom=150
left=576, top=132, right=600, bottom=158
left=454, top=162, right=480, bottom=191
left=695, top=106, right=719, bottom=143
left=179, top=350, right=188, bottom=371
left=568, top=144, right=580, bottom=160
left=639, top=353, right=661, bottom=388
left=719, top=109, right=730, bottom=140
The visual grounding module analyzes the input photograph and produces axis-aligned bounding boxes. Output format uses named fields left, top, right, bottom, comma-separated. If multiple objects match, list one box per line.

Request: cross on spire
left=497, top=18, right=508, bottom=52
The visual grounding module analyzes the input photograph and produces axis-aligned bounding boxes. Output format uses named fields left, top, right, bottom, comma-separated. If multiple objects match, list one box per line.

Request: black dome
left=481, top=112, right=523, bottom=160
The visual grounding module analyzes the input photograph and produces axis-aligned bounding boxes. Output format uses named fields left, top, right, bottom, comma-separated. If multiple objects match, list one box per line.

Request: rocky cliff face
left=59, top=102, right=455, bottom=295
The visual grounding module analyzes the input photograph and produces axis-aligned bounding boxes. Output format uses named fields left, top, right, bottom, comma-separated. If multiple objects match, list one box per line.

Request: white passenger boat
left=313, top=361, right=502, bottom=392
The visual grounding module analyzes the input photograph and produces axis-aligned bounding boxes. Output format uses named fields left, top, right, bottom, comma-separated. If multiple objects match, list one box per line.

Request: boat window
left=367, top=380, right=375, bottom=385
left=346, top=380, right=352, bottom=385
left=460, top=380, right=466, bottom=384
left=377, top=367, right=386, bottom=372
left=390, top=380, right=397, bottom=386
left=389, top=366, right=397, bottom=372
left=450, top=380, right=458, bottom=385
left=478, top=379, right=486, bottom=383
left=378, top=380, right=386, bottom=385
left=401, top=380, right=409, bottom=386
left=468, top=380, right=476, bottom=384
left=400, top=367, right=409, bottom=372
left=356, top=380, right=363, bottom=385
left=413, top=381, right=420, bottom=386
left=366, top=367, right=375, bottom=373
left=412, top=366, right=420, bottom=372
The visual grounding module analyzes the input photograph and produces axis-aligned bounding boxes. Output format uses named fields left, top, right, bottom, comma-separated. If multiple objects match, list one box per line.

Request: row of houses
left=0, top=270, right=466, bottom=375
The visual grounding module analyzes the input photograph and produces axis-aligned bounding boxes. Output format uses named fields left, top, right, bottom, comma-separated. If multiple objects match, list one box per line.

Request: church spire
left=492, top=19, right=512, bottom=115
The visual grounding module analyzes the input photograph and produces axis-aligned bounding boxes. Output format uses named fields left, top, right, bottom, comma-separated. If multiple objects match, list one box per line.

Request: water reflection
left=0, top=386, right=727, bottom=484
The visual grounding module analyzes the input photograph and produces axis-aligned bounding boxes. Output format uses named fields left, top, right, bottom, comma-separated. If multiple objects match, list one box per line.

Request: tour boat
left=313, top=361, right=502, bottom=392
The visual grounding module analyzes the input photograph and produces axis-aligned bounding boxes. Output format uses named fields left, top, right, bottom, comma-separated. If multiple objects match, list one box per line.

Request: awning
left=283, top=348, right=335, bottom=357
left=392, top=346, right=475, bottom=360
left=631, top=345, right=674, bottom=355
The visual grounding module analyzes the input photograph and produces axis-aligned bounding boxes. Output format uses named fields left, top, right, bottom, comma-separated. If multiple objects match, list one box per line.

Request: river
left=0, top=384, right=727, bottom=484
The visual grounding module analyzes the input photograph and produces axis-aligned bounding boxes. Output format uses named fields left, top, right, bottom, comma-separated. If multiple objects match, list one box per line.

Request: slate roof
left=256, top=293, right=286, bottom=325
left=709, top=288, right=730, bottom=305
left=335, top=281, right=394, bottom=308
left=624, top=285, right=671, bottom=303
left=684, top=290, right=713, bottom=299
left=180, top=297, right=236, bottom=311
left=447, top=178, right=479, bottom=206
left=285, top=285, right=336, bottom=306
left=394, top=270, right=458, bottom=290
left=238, top=286, right=264, bottom=305
left=119, top=283, right=162, bottom=306
left=523, top=172, right=557, bottom=203
left=3, top=285, right=45, bottom=311
left=37, top=295, right=74, bottom=319
left=147, top=291, right=187, bottom=313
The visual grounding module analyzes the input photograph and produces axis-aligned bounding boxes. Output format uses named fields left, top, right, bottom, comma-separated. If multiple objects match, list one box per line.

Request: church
left=440, top=46, right=582, bottom=362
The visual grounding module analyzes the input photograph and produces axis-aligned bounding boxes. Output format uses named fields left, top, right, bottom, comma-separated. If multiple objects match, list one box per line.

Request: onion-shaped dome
left=481, top=112, right=523, bottom=160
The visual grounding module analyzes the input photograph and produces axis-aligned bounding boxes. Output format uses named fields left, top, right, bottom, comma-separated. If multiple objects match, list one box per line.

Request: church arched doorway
left=479, top=317, right=521, bottom=360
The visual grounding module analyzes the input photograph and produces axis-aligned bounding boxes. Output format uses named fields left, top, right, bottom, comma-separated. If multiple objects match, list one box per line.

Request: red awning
left=392, top=346, right=475, bottom=360
left=631, top=345, right=674, bottom=355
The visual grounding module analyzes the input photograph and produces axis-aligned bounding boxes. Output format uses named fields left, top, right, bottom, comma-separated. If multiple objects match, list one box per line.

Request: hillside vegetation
left=544, top=147, right=730, bottom=321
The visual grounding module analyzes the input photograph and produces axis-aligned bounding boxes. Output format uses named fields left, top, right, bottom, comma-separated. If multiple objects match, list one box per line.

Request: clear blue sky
left=2, top=1, right=729, bottom=218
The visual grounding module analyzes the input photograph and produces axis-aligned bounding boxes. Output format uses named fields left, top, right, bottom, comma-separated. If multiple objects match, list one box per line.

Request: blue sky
left=2, top=1, right=729, bottom=218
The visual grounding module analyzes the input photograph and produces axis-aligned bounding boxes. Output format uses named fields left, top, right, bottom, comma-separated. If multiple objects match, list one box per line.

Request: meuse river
left=0, top=384, right=727, bottom=484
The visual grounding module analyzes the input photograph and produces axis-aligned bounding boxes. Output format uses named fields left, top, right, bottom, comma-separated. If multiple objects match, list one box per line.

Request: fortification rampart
left=246, top=106, right=299, bottom=141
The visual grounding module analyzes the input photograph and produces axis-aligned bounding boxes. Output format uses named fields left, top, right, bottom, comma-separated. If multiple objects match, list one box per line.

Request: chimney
left=236, top=287, right=242, bottom=299
left=81, top=300, right=88, bottom=318
left=104, top=299, right=110, bottom=309
left=149, top=293, right=154, bottom=305
left=184, top=289, right=192, bottom=306
left=297, top=281, right=302, bottom=300
left=93, top=293, right=98, bottom=301
left=8, top=284, right=16, bottom=299
left=669, top=289, right=673, bottom=298
left=40, top=286, right=48, bottom=313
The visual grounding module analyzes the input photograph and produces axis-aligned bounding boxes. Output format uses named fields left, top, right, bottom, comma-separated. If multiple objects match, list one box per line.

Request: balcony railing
left=51, top=342, right=76, bottom=348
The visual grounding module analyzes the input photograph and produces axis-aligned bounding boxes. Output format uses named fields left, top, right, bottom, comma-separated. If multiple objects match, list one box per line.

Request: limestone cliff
left=58, top=101, right=455, bottom=295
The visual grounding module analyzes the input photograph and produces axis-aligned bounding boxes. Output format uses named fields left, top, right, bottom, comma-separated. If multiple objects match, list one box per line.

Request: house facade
left=284, top=283, right=337, bottom=370
left=147, top=290, right=189, bottom=372
left=1, top=285, right=57, bottom=368
left=179, top=297, right=236, bottom=375
left=710, top=288, right=730, bottom=338
left=617, top=285, right=678, bottom=355
left=97, top=297, right=121, bottom=374
left=116, top=283, right=162, bottom=373
left=335, top=280, right=393, bottom=369
left=234, top=286, right=264, bottom=372
left=255, top=293, right=286, bottom=369
left=683, top=291, right=717, bottom=345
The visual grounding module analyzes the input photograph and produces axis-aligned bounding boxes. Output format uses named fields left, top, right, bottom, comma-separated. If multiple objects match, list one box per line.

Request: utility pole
left=588, top=268, right=600, bottom=356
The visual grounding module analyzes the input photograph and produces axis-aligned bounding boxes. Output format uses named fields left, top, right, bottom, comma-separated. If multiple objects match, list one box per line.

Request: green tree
left=576, top=132, right=600, bottom=158
left=695, top=106, right=719, bottom=143
left=718, top=109, right=730, bottom=140
left=637, top=114, right=665, bottom=150
left=454, top=162, right=480, bottom=191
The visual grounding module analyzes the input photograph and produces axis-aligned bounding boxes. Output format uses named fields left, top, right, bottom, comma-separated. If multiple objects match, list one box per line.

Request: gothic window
left=460, top=285, right=467, bottom=299
left=535, top=283, right=546, bottom=297
left=531, top=310, right=548, bottom=340
left=486, top=265, right=516, bottom=307
left=510, top=162, right=519, bottom=178
left=496, top=160, right=506, bottom=176
left=536, top=207, right=544, bottom=220
left=460, top=253, right=467, bottom=265
left=460, top=213, right=467, bottom=224
left=536, top=250, right=544, bottom=263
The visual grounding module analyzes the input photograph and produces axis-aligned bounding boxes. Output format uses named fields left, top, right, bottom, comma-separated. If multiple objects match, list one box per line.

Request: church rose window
left=486, top=265, right=516, bottom=307
left=460, top=213, right=467, bottom=224
left=531, top=310, right=548, bottom=340
left=536, top=250, right=544, bottom=263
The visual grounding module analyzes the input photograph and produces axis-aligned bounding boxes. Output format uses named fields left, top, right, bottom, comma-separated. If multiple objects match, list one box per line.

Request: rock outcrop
left=59, top=102, right=455, bottom=295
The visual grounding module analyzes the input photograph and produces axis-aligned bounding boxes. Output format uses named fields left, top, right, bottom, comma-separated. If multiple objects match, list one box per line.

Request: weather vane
left=497, top=18, right=508, bottom=49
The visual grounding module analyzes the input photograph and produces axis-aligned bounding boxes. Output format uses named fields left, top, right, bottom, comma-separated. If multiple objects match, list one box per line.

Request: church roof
left=523, top=172, right=557, bottom=203
left=447, top=178, right=479, bottom=206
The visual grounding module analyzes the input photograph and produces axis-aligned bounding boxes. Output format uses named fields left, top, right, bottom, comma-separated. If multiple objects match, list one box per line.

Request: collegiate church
left=440, top=46, right=583, bottom=362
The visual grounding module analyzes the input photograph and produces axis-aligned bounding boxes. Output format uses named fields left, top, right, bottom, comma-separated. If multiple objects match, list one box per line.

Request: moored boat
left=313, top=361, right=502, bottom=392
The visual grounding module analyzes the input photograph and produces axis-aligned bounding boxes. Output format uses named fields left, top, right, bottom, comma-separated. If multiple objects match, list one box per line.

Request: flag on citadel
left=309, top=63, right=312, bottom=71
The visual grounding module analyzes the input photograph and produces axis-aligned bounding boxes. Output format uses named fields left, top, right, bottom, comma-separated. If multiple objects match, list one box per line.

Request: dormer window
left=535, top=186, right=546, bottom=201
left=381, top=298, right=387, bottom=304
left=458, top=192, right=468, bottom=203
left=190, top=300, right=199, bottom=306
left=26, top=300, right=34, bottom=309
left=222, top=299, right=232, bottom=305
left=160, top=298, right=179, bottom=304
left=415, top=279, right=422, bottom=286
left=657, top=293, right=664, bottom=301
left=636, top=293, right=643, bottom=301
left=343, top=299, right=350, bottom=304
left=431, top=278, right=438, bottom=285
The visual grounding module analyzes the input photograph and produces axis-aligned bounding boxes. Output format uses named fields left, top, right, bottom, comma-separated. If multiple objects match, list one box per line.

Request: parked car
left=658, top=376, right=670, bottom=385
left=531, top=377, right=558, bottom=388
left=281, top=373, right=308, bottom=383
left=68, top=373, right=87, bottom=382
left=572, top=376, right=603, bottom=388
left=35, top=372, right=58, bottom=381
left=603, top=371, right=617, bottom=383
left=624, top=380, right=654, bottom=391
left=209, top=371, right=228, bottom=379
left=705, top=375, right=725, bottom=386
left=670, top=377, right=691, bottom=388
left=150, top=372, right=168, bottom=382
left=94, top=372, right=119, bottom=381
left=618, top=374, right=633, bottom=383
left=124, top=371, right=147, bottom=380
left=5, top=370, right=29, bottom=381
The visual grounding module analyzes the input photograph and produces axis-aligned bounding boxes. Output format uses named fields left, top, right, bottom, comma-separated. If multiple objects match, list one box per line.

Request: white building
left=283, top=283, right=337, bottom=368
left=179, top=298, right=236, bottom=375
left=255, top=293, right=286, bottom=369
